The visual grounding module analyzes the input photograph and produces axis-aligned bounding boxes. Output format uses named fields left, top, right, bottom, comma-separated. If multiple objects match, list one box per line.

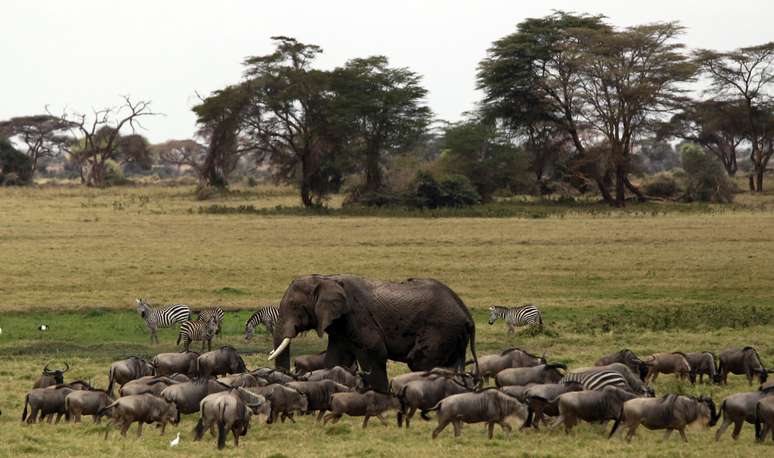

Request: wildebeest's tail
left=22, top=394, right=29, bottom=421
left=64, top=396, right=71, bottom=422
left=523, top=402, right=534, bottom=428
left=217, top=403, right=227, bottom=450
left=755, top=401, right=762, bottom=441
left=608, top=405, right=625, bottom=439
left=194, top=417, right=205, bottom=441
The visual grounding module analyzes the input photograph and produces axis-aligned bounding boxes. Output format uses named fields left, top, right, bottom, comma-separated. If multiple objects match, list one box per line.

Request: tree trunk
left=624, top=176, right=647, bottom=202
left=756, top=169, right=764, bottom=193
left=594, top=176, right=614, bottom=206
left=749, top=174, right=756, bottom=192
left=614, top=164, right=626, bottom=208
left=300, top=154, right=313, bottom=208
left=364, top=147, right=382, bottom=193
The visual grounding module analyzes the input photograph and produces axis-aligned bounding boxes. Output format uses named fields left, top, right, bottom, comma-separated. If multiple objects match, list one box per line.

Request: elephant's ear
left=314, top=280, right=349, bottom=338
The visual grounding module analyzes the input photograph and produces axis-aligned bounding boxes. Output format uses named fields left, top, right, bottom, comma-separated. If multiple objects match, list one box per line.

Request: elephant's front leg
left=325, top=333, right=357, bottom=369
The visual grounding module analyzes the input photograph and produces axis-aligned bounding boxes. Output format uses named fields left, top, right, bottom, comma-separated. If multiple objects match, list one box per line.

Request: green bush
left=104, top=160, right=130, bottom=186
left=0, top=138, right=33, bottom=186
left=409, top=172, right=480, bottom=208
left=680, top=144, right=736, bottom=203
left=643, top=172, right=683, bottom=198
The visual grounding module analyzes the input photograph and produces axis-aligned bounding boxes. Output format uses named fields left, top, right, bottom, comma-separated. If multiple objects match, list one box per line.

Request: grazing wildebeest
left=197, top=346, right=246, bottom=379
left=22, top=385, right=74, bottom=424
left=397, top=373, right=475, bottom=428
left=429, top=389, right=529, bottom=439
left=152, top=352, right=199, bottom=377
left=610, top=394, right=718, bottom=442
left=718, top=347, right=769, bottom=386
left=247, top=384, right=309, bottom=424
left=33, top=362, right=70, bottom=389
left=65, top=389, right=113, bottom=423
left=161, top=379, right=231, bottom=415
left=107, top=357, right=155, bottom=397
left=323, top=391, right=400, bottom=428
left=285, top=380, right=351, bottom=422
left=755, top=396, right=774, bottom=442
left=595, top=350, right=647, bottom=381
left=643, top=352, right=693, bottom=383
left=119, top=376, right=183, bottom=397
left=250, top=367, right=297, bottom=385
left=522, top=382, right=585, bottom=430
left=301, top=366, right=361, bottom=389
left=100, top=393, right=180, bottom=438
left=466, top=348, right=546, bottom=383
left=389, top=368, right=456, bottom=396
left=495, top=364, right=566, bottom=387
left=218, top=373, right=266, bottom=388
left=552, top=386, right=639, bottom=433
left=715, top=383, right=774, bottom=441
left=685, top=352, right=721, bottom=384
left=194, top=389, right=268, bottom=449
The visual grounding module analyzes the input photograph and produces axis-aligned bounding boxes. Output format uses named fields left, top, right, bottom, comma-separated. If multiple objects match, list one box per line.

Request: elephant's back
left=368, top=278, right=472, bottom=325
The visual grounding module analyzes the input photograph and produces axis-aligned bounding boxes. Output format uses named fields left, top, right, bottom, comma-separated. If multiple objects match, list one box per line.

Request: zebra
left=560, top=365, right=654, bottom=396
left=244, top=305, right=279, bottom=340
left=177, top=316, right=219, bottom=352
left=197, top=306, right=225, bottom=335
left=135, top=298, right=191, bottom=344
left=488, top=304, right=543, bottom=334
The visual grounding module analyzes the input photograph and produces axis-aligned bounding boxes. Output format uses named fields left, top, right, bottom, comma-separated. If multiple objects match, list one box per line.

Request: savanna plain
left=1, top=183, right=773, bottom=457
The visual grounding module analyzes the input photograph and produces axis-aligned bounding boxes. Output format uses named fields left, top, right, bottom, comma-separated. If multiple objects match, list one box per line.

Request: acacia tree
left=0, top=115, right=73, bottom=175
left=57, top=97, right=157, bottom=187
left=695, top=43, right=774, bottom=191
left=573, top=22, right=695, bottom=206
left=331, top=56, right=432, bottom=193
left=153, top=139, right=208, bottom=178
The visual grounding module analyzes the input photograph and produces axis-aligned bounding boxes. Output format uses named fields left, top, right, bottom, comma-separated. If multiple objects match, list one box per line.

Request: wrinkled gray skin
left=64, top=390, right=113, bottom=423
left=251, top=368, right=297, bottom=385
left=467, top=348, right=545, bottom=383
left=522, top=382, right=585, bottom=430
left=33, top=362, right=69, bottom=389
left=107, top=357, right=155, bottom=397
left=553, top=386, right=639, bottom=433
left=389, top=368, right=457, bottom=396
left=643, top=352, right=693, bottom=383
left=685, top=352, right=721, bottom=384
left=271, top=275, right=479, bottom=394
left=285, top=380, right=351, bottom=422
left=324, top=391, right=400, bottom=428
left=495, top=364, right=566, bottom=388
left=22, top=385, right=74, bottom=424
left=248, top=384, right=309, bottom=424
left=194, top=389, right=268, bottom=450
left=595, top=349, right=648, bottom=381
left=218, top=373, right=266, bottom=388
left=755, top=396, right=774, bottom=442
left=294, top=352, right=328, bottom=374
left=715, top=383, right=774, bottom=441
left=100, top=393, right=179, bottom=438
left=161, top=379, right=230, bottom=415
left=152, top=352, right=199, bottom=377
left=197, top=347, right=246, bottom=379
left=430, top=389, right=529, bottom=439
left=719, top=347, right=769, bottom=386
left=397, top=374, right=475, bottom=428
left=301, top=366, right=361, bottom=389
left=119, top=376, right=184, bottom=397
left=610, top=394, right=718, bottom=442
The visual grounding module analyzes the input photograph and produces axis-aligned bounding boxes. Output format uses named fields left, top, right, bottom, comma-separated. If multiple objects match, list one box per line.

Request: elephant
left=268, top=275, right=480, bottom=393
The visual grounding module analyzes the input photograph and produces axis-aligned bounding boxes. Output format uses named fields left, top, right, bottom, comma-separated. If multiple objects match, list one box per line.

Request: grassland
left=0, top=183, right=773, bottom=457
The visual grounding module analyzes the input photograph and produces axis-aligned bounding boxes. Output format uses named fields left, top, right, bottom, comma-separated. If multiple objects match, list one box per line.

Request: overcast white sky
left=2, top=0, right=772, bottom=142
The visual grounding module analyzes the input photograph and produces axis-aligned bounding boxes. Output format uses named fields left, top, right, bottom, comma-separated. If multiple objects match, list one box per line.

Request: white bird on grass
left=170, top=432, right=180, bottom=447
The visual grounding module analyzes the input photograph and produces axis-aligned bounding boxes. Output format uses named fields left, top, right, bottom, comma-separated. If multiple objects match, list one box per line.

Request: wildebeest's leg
left=678, top=428, right=688, bottom=442
left=160, top=421, right=167, bottom=434
left=46, top=413, right=54, bottom=424
left=453, top=420, right=463, bottom=437
left=715, top=417, right=732, bottom=441
left=488, top=422, right=495, bottom=439
left=625, top=423, right=638, bottom=442
left=662, top=429, right=673, bottom=441
left=55, top=412, right=64, bottom=424
left=316, top=410, right=326, bottom=423
left=120, top=420, right=131, bottom=437
left=322, top=413, right=334, bottom=425
left=136, top=421, right=143, bottom=437
left=432, top=418, right=449, bottom=439
left=377, top=414, right=389, bottom=426
left=500, top=420, right=512, bottom=438
left=207, top=338, right=211, bottom=352
left=731, top=419, right=743, bottom=440
left=232, top=425, right=240, bottom=448
left=650, top=371, right=659, bottom=382
left=362, top=416, right=370, bottom=428
left=406, top=407, right=417, bottom=428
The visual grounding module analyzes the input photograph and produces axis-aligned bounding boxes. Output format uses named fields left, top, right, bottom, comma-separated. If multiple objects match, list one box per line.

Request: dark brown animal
left=33, top=362, right=70, bottom=389
left=595, top=350, right=647, bottom=381
left=152, top=352, right=199, bottom=377
left=324, top=391, right=400, bottom=428
left=194, top=389, right=268, bottom=449
left=430, top=389, right=528, bottom=439
left=64, top=389, right=113, bottom=423
left=610, top=394, right=718, bottom=442
left=100, top=394, right=180, bottom=438
left=107, top=357, right=154, bottom=397
left=22, top=385, right=74, bottom=424
left=718, top=347, right=769, bottom=386
left=466, top=348, right=546, bottom=383
left=197, top=347, right=247, bottom=379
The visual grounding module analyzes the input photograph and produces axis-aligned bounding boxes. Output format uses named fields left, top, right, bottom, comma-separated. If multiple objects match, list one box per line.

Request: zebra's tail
left=176, top=329, right=182, bottom=346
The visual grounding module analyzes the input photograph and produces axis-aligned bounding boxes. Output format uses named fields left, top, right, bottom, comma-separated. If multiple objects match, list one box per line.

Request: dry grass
left=0, top=183, right=773, bottom=456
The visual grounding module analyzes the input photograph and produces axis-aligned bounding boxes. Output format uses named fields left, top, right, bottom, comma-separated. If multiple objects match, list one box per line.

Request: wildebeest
left=755, top=396, right=774, bottom=442
left=107, top=357, right=155, bottom=397
left=552, top=386, right=639, bottom=433
left=22, top=385, right=74, bottom=424
left=197, top=346, right=246, bottom=379
left=522, top=382, right=585, bottom=430
left=161, top=379, right=231, bottom=415
left=152, top=352, right=199, bottom=377
left=389, top=368, right=456, bottom=396
left=466, top=348, right=546, bottom=383
left=251, top=367, right=297, bottom=385
left=495, top=363, right=566, bottom=387
left=595, top=349, right=647, bottom=381
left=64, top=389, right=113, bottom=423
left=397, top=373, right=475, bottom=428
left=100, top=393, right=180, bottom=438
left=294, top=352, right=328, bottom=374
left=685, top=352, right=721, bottom=384
left=194, top=389, right=268, bottom=449
left=301, top=366, right=360, bottom=389
left=33, top=362, right=70, bottom=389
left=218, top=373, right=266, bottom=388
left=323, top=391, right=400, bottom=428
left=285, top=380, right=351, bottom=422
left=429, top=389, right=529, bottom=439
left=715, top=383, right=774, bottom=441
left=643, top=352, right=693, bottom=383
left=718, top=347, right=769, bottom=386
left=119, top=376, right=184, bottom=397
left=610, top=394, right=718, bottom=442
left=247, top=384, right=309, bottom=424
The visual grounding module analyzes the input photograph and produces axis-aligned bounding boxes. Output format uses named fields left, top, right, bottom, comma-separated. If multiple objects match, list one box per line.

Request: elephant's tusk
left=267, top=337, right=291, bottom=361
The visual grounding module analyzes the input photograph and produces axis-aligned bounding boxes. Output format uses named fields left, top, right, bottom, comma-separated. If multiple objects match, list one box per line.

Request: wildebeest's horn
left=42, top=362, right=52, bottom=374
left=62, top=362, right=70, bottom=373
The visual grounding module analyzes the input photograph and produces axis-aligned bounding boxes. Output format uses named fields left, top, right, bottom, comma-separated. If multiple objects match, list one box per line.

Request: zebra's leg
left=507, top=323, right=515, bottom=334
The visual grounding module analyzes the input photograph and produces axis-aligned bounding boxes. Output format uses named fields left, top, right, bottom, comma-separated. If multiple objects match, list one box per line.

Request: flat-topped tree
left=0, top=115, right=73, bottom=175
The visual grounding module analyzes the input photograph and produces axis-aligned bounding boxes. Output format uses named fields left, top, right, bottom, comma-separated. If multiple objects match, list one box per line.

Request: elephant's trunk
left=268, top=338, right=292, bottom=361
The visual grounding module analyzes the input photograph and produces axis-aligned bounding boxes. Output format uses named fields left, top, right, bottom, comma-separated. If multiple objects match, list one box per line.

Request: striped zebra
left=197, top=306, right=225, bottom=335
left=488, top=304, right=543, bottom=334
left=135, top=298, right=191, bottom=344
left=177, top=317, right=219, bottom=352
left=244, top=305, right=279, bottom=340
left=561, top=364, right=654, bottom=396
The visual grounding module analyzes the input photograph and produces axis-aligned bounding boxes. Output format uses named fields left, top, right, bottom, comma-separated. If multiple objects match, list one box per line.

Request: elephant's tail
left=468, top=320, right=481, bottom=386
